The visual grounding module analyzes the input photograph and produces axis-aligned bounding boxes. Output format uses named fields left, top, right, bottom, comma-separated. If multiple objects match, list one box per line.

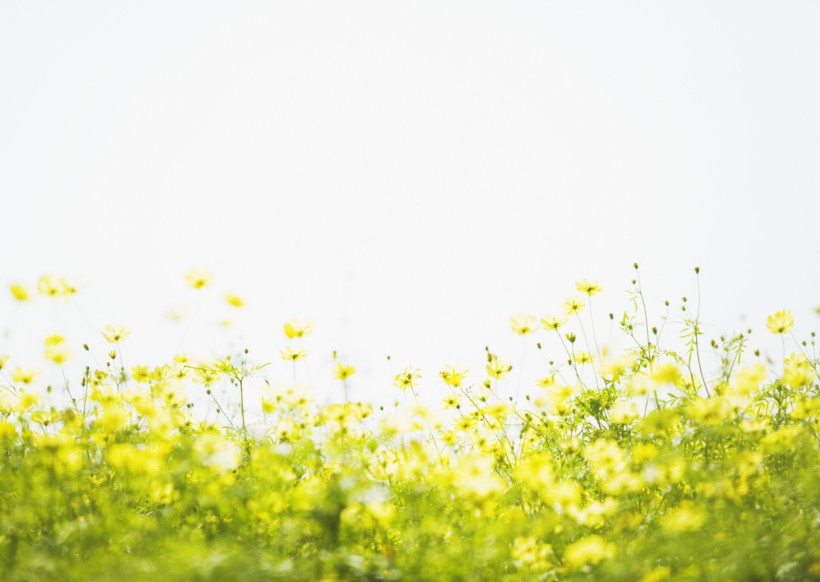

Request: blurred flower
left=9, top=283, right=30, bottom=301
left=394, top=366, right=421, bottom=391
left=534, top=374, right=555, bottom=388
left=540, top=314, right=567, bottom=331
left=440, top=366, right=469, bottom=387
left=573, top=351, right=593, bottom=365
left=766, top=310, right=794, bottom=335
left=576, top=278, right=603, bottom=296
left=442, top=394, right=461, bottom=409
left=510, top=314, right=537, bottom=335
left=562, top=535, right=615, bottom=570
left=223, top=292, right=245, bottom=308
left=184, top=269, right=212, bottom=289
left=280, top=346, right=307, bottom=362
left=334, top=361, right=356, bottom=381
left=284, top=319, right=314, bottom=339
left=102, top=324, right=130, bottom=344
left=486, top=353, right=512, bottom=380
left=44, top=335, right=71, bottom=365
left=11, top=367, right=38, bottom=384
left=37, top=275, right=60, bottom=296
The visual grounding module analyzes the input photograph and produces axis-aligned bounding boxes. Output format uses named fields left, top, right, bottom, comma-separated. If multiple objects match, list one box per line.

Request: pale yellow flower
left=394, top=366, right=421, bottom=391
left=576, top=278, right=603, bottom=296
left=334, top=361, right=356, bottom=381
left=510, top=314, right=537, bottom=335
left=102, top=324, right=130, bottom=344
left=563, top=296, right=586, bottom=315
left=540, top=314, right=567, bottom=331
left=280, top=345, right=307, bottom=362
left=11, top=367, right=38, bottom=385
left=766, top=310, right=794, bottom=335
left=37, top=275, right=63, bottom=297
left=44, top=335, right=71, bottom=365
left=535, top=374, right=555, bottom=388
left=284, top=319, right=314, bottom=339
left=562, top=535, right=615, bottom=570
left=44, top=334, right=65, bottom=347
left=440, top=366, right=469, bottom=387
left=59, top=277, right=80, bottom=296
left=486, top=353, right=512, bottom=380
left=574, top=351, right=593, bottom=365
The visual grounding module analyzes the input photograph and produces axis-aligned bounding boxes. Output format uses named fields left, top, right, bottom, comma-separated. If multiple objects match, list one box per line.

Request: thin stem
left=573, top=312, right=599, bottom=389
left=209, top=390, right=238, bottom=431
left=588, top=296, right=601, bottom=359
left=515, top=336, right=527, bottom=403
left=117, top=345, right=129, bottom=390
left=635, top=270, right=651, bottom=346
left=693, top=274, right=709, bottom=397
left=239, top=378, right=248, bottom=441
left=555, top=330, right=584, bottom=387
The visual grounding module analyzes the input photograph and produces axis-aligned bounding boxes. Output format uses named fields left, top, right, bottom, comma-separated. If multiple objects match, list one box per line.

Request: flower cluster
left=0, top=271, right=818, bottom=581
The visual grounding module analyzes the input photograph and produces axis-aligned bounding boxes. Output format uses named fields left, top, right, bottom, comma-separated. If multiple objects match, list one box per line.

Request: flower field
left=1, top=269, right=818, bottom=581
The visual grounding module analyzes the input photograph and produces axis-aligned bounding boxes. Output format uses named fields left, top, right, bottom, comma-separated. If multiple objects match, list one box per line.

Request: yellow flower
left=131, top=365, right=152, bottom=383
left=562, top=535, right=615, bottom=570
left=511, top=536, right=553, bottom=570
left=334, top=361, right=356, bottom=381
left=283, top=319, right=314, bottom=339
left=102, top=324, right=130, bottom=344
left=394, top=366, right=421, bottom=391
left=576, top=278, right=603, bottom=296
left=610, top=400, right=639, bottom=424
left=563, top=296, right=586, bottom=315
left=0, top=355, right=8, bottom=371
left=223, top=292, right=245, bottom=308
left=440, top=366, right=469, bottom=387
left=510, top=314, right=537, bottom=335
left=573, top=351, right=593, bottom=365
left=9, top=283, right=30, bottom=301
left=486, top=353, right=512, bottom=380
left=540, top=314, right=567, bottom=331
left=59, top=277, right=79, bottom=296
left=452, top=454, right=504, bottom=499
left=661, top=504, right=706, bottom=533
left=44, top=334, right=65, bottom=347
left=442, top=394, right=461, bottom=409
left=184, top=268, right=212, bottom=289
left=651, top=361, right=683, bottom=386
left=44, top=335, right=71, bottom=365
left=784, top=353, right=815, bottom=388
left=766, top=310, right=794, bottom=335
left=535, top=374, right=555, bottom=388
left=37, top=275, right=63, bottom=297
left=11, top=367, right=38, bottom=385
left=280, top=346, right=307, bottom=362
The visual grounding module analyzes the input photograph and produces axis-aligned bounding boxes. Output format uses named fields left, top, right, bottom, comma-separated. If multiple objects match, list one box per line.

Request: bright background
left=2, top=1, right=819, bottom=404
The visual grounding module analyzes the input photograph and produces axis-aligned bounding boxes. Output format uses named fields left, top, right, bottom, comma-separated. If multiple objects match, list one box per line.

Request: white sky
left=2, top=1, right=819, bottom=405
